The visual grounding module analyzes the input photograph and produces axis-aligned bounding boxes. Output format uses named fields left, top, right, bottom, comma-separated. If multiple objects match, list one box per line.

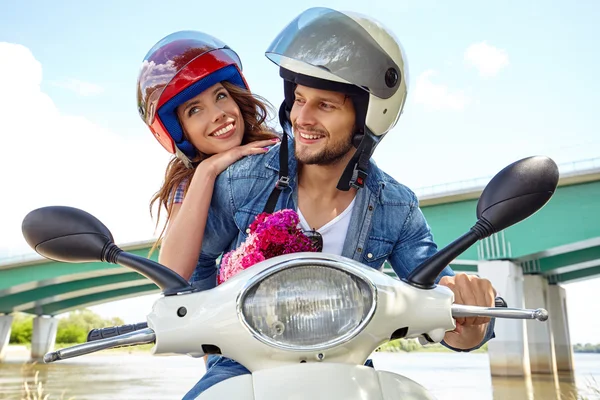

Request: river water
left=0, top=349, right=598, bottom=399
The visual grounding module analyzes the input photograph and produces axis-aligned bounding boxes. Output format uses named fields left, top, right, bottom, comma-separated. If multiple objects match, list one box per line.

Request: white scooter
left=21, top=155, right=559, bottom=400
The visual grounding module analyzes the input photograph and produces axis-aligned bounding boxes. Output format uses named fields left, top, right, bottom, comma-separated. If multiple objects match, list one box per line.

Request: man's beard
left=294, top=125, right=354, bottom=166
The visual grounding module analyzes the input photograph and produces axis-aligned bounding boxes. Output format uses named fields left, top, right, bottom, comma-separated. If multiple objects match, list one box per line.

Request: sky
left=1, top=0, right=599, bottom=344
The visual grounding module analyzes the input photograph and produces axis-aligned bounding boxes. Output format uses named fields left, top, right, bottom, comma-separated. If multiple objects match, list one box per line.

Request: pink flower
left=217, top=209, right=319, bottom=284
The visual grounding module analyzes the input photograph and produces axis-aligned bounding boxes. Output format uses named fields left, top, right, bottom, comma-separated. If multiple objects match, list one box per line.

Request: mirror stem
left=405, top=220, right=491, bottom=288
left=103, top=243, right=193, bottom=295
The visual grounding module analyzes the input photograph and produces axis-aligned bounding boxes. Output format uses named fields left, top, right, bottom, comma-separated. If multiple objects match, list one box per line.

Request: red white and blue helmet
left=136, top=31, right=248, bottom=164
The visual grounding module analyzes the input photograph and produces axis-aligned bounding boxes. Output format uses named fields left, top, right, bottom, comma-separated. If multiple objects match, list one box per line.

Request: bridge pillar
left=546, top=283, right=574, bottom=372
left=523, top=275, right=557, bottom=375
left=0, top=315, right=13, bottom=362
left=31, top=316, right=58, bottom=361
left=478, top=260, right=531, bottom=377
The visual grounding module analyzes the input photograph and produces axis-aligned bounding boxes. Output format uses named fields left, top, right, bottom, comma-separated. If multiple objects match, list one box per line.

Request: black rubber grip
left=495, top=297, right=507, bottom=308
left=87, top=322, right=148, bottom=342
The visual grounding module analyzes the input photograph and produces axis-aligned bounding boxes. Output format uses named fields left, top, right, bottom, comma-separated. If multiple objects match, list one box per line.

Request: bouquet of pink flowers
left=217, top=209, right=320, bottom=284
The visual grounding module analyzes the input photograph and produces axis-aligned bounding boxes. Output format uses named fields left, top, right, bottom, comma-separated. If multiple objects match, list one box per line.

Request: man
left=182, top=7, right=496, bottom=399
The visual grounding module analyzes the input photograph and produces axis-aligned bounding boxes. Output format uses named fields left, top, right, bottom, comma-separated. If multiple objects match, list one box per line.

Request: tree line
left=573, top=343, right=600, bottom=353
left=10, top=309, right=124, bottom=344
left=379, top=339, right=600, bottom=353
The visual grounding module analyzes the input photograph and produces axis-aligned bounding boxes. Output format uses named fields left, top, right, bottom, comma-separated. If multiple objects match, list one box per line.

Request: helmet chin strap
left=262, top=102, right=291, bottom=214
left=175, top=147, right=195, bottom=169
left=337, top=129, right=379, bottom=191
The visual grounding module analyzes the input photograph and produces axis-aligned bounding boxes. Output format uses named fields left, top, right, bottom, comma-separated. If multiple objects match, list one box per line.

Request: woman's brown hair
left=148, top=81, right=279, bottom=255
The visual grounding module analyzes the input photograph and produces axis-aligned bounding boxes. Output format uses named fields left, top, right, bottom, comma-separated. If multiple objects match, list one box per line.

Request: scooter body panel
left=197, top=363, right=436, bottom=400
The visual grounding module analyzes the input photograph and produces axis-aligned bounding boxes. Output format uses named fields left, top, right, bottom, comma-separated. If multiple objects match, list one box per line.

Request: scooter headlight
left=237, top=260, right=376, bottom=351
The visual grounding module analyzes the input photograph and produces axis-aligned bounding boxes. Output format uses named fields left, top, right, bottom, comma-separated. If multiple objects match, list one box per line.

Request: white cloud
left=0, top=42, right=172, bottom=260
left=51, top=78, right=105, bottom=96
left=414, top=69, right=471, bottom=111
left=464, top=41, right=509, bottom=78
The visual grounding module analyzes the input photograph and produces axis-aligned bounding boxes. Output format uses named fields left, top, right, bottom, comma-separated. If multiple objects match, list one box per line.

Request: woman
left=136, top=31, right=279, bottom=280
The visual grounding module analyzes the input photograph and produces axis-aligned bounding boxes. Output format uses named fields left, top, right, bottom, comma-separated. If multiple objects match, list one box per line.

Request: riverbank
left=2, top=351, right=599, bottom=400
left=4, top=340, right=467, bottom=359
left=5, top=339, right=598, bottom=362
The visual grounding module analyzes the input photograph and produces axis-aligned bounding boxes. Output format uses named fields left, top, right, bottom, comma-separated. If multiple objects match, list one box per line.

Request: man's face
left=290, top=85, right=356, bottom=166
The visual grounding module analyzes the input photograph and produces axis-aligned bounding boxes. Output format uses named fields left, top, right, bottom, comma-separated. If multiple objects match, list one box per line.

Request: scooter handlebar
left=452, top=303, right=548, bottom=322
left=44, top=328, right=156, bottom=363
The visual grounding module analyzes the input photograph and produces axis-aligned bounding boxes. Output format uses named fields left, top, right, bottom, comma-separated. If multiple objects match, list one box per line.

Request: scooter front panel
left=196, top=374, right=255, bottom=400
left=252, top=363, right=383, bottom=400
left=377, top=370, right=437, bottom=400
left=198, top=364, right=439, bottom=400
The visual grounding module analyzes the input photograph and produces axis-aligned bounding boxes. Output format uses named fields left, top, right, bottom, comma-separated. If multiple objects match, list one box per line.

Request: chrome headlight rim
left=235, top=255, right=378, bottom=352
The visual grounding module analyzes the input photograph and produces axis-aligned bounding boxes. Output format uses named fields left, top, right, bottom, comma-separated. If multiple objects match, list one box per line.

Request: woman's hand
left=200, top=138, right=279, bottom=179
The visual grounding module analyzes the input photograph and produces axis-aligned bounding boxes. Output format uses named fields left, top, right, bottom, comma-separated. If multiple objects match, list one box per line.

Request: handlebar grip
left=495, top=296, right=507, bottom=308
left=87, top=322, right=148, bottom=342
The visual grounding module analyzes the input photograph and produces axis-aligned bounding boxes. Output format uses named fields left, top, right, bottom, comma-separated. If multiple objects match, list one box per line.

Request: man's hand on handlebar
left=439, top=273, right=496, bottom=350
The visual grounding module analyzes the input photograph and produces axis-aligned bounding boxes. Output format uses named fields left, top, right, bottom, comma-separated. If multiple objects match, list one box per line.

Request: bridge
left=1, top=157, right=599, bottom=379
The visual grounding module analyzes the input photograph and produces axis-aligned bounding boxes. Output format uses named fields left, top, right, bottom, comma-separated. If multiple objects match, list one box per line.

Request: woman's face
left=176, top=82, right=244, bottom=155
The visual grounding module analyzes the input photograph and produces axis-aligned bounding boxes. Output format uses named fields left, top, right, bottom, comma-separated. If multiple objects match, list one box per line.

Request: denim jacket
left=190, top=136, right=494, bottom=351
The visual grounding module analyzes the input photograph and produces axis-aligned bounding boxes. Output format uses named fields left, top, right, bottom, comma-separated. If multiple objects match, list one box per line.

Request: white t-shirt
left=297, top=198, right=356, bottom=255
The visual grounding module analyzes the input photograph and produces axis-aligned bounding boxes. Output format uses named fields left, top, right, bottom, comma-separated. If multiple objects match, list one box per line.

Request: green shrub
left=9, top=313, right=33, bottom=344
left=9, top=309, right=125, bottom=345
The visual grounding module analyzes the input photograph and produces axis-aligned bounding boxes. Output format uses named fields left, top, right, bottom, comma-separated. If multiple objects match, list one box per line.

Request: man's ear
left=283, top=80, right=296, bottom=109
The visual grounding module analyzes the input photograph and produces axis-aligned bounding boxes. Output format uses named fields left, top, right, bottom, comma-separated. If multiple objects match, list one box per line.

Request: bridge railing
left=414, top=156, right=600, bottom=199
